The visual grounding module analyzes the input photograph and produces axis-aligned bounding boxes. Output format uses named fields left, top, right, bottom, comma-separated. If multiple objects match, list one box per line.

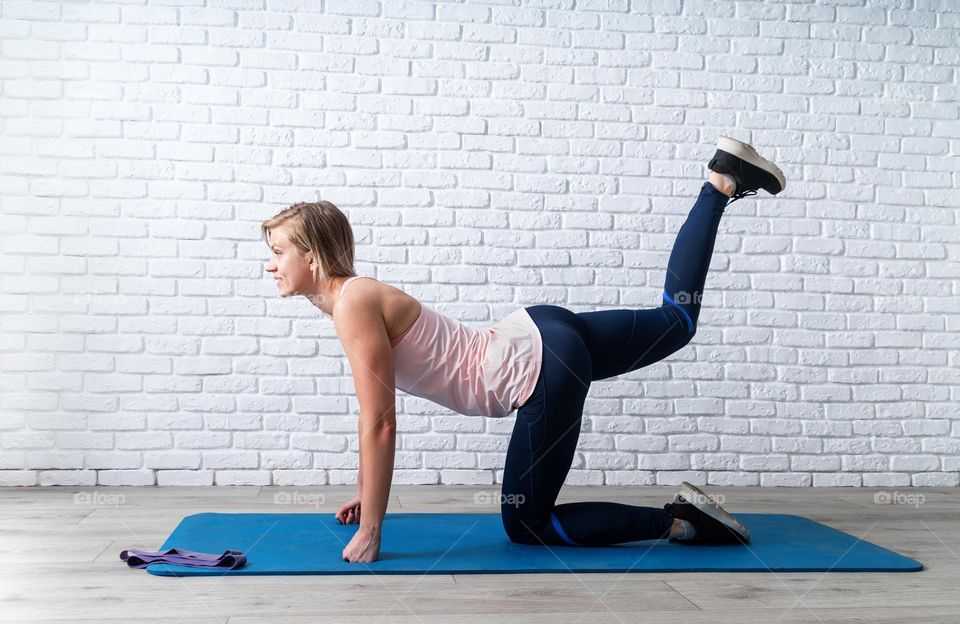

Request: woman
left=263, top=136, right=786, bottom=563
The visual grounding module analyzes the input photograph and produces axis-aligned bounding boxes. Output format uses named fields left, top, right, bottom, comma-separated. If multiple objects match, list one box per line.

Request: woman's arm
left=356, top=429, right=363, bottom=496
left=358, top=412, right=396, bottom=534
left=334, top=295, right=397, bottom=537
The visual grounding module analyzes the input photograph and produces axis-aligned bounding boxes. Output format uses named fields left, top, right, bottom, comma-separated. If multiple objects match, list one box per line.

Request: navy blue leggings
left=500, top=180, right=729, bottom=546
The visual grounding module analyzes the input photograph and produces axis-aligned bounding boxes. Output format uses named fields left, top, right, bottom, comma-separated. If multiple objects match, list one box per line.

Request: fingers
left=335, top=502, right=361, bottom=525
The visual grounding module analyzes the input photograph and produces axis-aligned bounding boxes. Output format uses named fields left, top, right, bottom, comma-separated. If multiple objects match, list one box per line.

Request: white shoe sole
left=679, top=481, right=751, bottom=543
left=716, top=135, right=786, bottom=193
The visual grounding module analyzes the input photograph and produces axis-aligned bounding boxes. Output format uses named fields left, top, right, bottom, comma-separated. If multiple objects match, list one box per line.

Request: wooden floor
left=1, top=484, right=955, bottom=623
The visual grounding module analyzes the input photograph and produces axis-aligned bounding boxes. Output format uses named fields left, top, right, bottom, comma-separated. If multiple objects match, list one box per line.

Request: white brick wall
left=1, top=1, right=958, bottom=489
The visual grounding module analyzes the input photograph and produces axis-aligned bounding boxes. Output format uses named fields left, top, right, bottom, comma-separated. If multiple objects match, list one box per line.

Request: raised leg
left=578, top=180, right=730, bottom=381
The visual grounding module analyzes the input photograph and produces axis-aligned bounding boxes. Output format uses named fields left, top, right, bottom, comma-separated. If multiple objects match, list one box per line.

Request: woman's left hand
left=342, top=525, right=381, bottom=563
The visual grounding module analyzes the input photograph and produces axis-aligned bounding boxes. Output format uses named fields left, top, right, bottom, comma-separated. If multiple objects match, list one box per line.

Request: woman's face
left=265, top=228, right=314, bottom=298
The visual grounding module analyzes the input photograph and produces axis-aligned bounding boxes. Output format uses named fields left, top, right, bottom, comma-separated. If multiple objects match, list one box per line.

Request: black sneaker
left=663, top=481, right=751, bottom=545
left=708, top=135, right=786, bottom=204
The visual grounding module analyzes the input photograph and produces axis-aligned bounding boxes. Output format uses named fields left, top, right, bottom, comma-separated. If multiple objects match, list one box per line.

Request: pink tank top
left=340, top=276, right=543, bottom=418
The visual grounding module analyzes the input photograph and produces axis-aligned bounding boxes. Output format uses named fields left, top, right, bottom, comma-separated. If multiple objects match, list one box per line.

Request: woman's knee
left=505, top=527, right=538, bottom=545
left=677, top=324, right=697, bottom=347
left=659, top=301, right=698, bottom=347
left=662, top=291, right=699, bottom=335
left=664, top=325, right=696, bottom=359
left=501, top=508, right=538, bottom=545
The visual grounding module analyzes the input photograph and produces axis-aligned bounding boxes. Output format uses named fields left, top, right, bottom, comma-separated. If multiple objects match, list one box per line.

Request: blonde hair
left=261, top=201, right=357, bottom=284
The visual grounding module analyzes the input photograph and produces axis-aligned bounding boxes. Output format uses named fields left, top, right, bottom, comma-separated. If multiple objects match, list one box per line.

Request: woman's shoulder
left=338, top=277, right=423, bottom=339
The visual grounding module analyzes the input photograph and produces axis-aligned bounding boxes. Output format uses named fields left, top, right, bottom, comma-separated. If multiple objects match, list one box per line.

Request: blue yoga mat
left=145, top=512, right=922, bottom=576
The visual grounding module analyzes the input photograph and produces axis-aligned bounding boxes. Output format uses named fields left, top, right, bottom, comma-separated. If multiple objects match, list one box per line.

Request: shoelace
left=727, top=188, right=758, bottom=204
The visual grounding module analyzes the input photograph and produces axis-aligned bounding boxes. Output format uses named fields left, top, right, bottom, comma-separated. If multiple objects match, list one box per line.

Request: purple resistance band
left=120, top=548, right=247, bottom=570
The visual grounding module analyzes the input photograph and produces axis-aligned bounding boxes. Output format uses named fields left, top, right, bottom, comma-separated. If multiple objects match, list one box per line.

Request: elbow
left=360, top=410, right=397, bottom=436
left=369, top=423, right=397, bottom=437
left=361, top=425, right=396, bottom=451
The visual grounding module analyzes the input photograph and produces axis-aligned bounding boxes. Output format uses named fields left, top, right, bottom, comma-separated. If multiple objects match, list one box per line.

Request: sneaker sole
left=715, top=135, right=786, bottom=195
left=679, top=481, right=751, bottom=544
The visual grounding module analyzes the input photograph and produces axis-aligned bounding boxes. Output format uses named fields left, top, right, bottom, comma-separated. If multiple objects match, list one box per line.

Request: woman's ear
left=308, top=260, right=322, bottom=283
left=307, top=255, right=324, bottom=279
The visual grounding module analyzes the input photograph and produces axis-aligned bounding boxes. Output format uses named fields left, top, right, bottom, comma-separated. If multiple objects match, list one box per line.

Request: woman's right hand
left=335, top=496, right=362, bottom=524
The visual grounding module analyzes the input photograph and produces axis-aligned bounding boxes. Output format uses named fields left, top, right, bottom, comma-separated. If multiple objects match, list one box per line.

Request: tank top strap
left=339, top=275, right=374, bottom=297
